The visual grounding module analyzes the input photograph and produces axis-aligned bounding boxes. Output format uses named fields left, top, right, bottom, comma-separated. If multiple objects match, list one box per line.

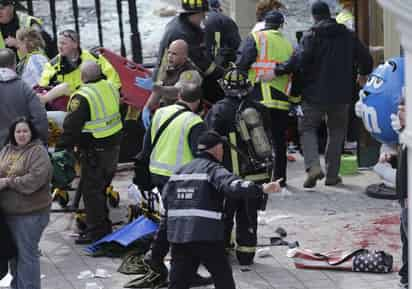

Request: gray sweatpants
left=299, top=102, right=349, bottom=179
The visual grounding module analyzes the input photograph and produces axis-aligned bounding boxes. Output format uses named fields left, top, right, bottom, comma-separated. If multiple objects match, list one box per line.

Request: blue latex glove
left=135, top=77, right=153, bottom=91
left=142, top=106, right=152, bottom=130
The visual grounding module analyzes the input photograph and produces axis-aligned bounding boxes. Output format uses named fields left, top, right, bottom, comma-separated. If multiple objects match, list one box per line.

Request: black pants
left=269, top=109, right=289, bottom=185
left=399, top=208, right=408, bottom=285
left=223, top=198, right=258, bottom=265
left=169, top=242, right=236, bottom=289
left=79, top=146, right=119, bottom=240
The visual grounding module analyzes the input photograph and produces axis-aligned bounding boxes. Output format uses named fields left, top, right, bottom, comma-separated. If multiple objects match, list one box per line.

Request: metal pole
left=26, top=0, right=33, bottom=15
left=72, top=0, right=80, bottom=38
left=116, top=0, right=127, bottom=57
left=94, top=0, right=103, bottom=47
left=49, top=0, right=58, bottom=43
left=127, top=0, right=143, bottom=63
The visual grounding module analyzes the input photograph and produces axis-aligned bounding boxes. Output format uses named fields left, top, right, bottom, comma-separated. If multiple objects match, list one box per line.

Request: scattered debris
left=78, top=270, right=94, bottom=280
left=94, top=268, right=112, bottom=279
left=256, top=247, right=272, bottom=258
left=85, top=282, right=103, bottom=289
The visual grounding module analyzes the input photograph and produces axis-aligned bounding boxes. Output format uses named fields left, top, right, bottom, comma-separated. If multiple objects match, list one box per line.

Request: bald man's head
left=0, top=48, right=16, bottom=69
left=80, top=60, right=102, bottom=83
left=167, top=39, right=189, bottom=68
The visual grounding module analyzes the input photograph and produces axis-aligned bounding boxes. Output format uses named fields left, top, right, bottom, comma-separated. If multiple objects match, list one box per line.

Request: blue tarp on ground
left=85, top=216, right=158, bottom=254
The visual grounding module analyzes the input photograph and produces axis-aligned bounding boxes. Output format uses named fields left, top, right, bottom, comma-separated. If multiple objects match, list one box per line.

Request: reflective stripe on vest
left=0, top=13, right=42, bottom=49
left=336, top=10, right=354, bottom=29
left=214, top=31, right=221, bottom=57
left=168, top=209, right=222, bottom=220
left=169, top=173, right=209, bottom=182
left=248, top=30, right=293, bottom=111
left=75, top=80, right=122, bottom=138
left=236, top=245, right=256, bottom=253
left=149, top=105, right=203, bottom=177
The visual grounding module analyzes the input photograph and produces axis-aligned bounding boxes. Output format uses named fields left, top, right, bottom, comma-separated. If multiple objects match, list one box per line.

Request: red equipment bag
left=99, top=48, right=152, bottom=109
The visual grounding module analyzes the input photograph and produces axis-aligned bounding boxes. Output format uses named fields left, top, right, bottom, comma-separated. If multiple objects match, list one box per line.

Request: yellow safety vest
left=336, top=10, right=354, bottom=30
left=70, top=80, right=122, bottom=139
left=0, top=12, right=43, bottom=49
left=248, top=30, right=293, bottom=111
left=149, top=104, right=203, bottom=177
left=228, top=132, right=270, bottom=182
left=39, top=49, right=121, bottom=93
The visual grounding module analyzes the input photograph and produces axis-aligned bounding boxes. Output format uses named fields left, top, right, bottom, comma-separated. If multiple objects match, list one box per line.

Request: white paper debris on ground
left=94, top=269, right=112, bottom=279
left=0, top=272, right=12, bottom=288
left=256, top=247, right=272, bottom=258
left=258, top=214, right=292, bottom=226
left=85, top=282, right=103, bottom=289
left=77, top=270, right=94, bottom=280
left=40, top=274, right=46, bottom=279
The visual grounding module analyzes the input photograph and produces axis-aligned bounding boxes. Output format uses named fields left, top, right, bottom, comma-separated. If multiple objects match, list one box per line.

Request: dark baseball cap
left=197, top=130, right=227, bottom=152
left=264, top=10, right=285, bottom=26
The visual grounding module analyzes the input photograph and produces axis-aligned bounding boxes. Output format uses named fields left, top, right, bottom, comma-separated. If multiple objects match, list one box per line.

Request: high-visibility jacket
left=248, top=30, right=293, bottom=111
left=149, top=104, right=203, bottom=177
left=70, top=79, right=122, bottom=139
left=336, top=9, right=354, bottom=30
left=39, top=49, right=121, bottom=93
left=0, top=12, right=42, bottom=49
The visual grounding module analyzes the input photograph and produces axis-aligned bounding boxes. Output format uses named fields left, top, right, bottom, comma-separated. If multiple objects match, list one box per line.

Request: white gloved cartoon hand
left=390, top=113, right=402, bottom=132
left=354, top=100, right=364, bottom=118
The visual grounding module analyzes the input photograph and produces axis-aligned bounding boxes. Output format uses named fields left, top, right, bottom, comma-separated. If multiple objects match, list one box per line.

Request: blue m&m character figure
left=356, top=57, right=404, bottom=144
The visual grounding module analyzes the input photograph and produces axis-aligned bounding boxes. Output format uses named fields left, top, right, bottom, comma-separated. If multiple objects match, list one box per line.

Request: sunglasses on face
left=59, top=30, right=77, bottom=42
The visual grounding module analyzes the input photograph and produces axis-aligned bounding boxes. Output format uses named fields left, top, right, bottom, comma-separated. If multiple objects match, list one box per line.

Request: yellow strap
left=229, top=132, right=240, bottom=176
left=205, top=62, right=217, bottom=76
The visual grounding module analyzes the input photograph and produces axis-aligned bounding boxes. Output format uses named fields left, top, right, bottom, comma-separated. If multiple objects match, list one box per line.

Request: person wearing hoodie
left=273, top=1, right=373, bottom=188
left=0, top=48, right=48, bottom=148
left=0, top=117, right=53, bottom=289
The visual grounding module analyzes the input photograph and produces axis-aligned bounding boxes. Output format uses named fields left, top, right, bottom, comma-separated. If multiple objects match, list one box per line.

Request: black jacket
left=397, top=145, right=407, bottom=205
left=204, top=8, right=241, bottom=67
left=275, top=18, right=373, bottom=105
left=205, top=96, right=272, bottom=178
left=162, top=152, right=263, bottom=243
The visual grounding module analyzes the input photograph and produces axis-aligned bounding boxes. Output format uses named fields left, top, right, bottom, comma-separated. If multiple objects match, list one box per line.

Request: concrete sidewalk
left=0, top=154, right=402, bottom=289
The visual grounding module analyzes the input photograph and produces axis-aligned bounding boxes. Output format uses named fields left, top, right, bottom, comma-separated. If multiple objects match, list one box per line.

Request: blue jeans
left=5, top=211, right=49, bottom=289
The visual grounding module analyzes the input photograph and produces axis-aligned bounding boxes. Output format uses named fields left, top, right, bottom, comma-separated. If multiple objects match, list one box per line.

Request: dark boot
left=303, top=166, right=325, bottom=188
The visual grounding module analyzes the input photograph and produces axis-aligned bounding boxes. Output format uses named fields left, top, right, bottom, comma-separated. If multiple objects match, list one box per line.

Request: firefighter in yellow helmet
left=336, top=0, right=354, bottom=30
